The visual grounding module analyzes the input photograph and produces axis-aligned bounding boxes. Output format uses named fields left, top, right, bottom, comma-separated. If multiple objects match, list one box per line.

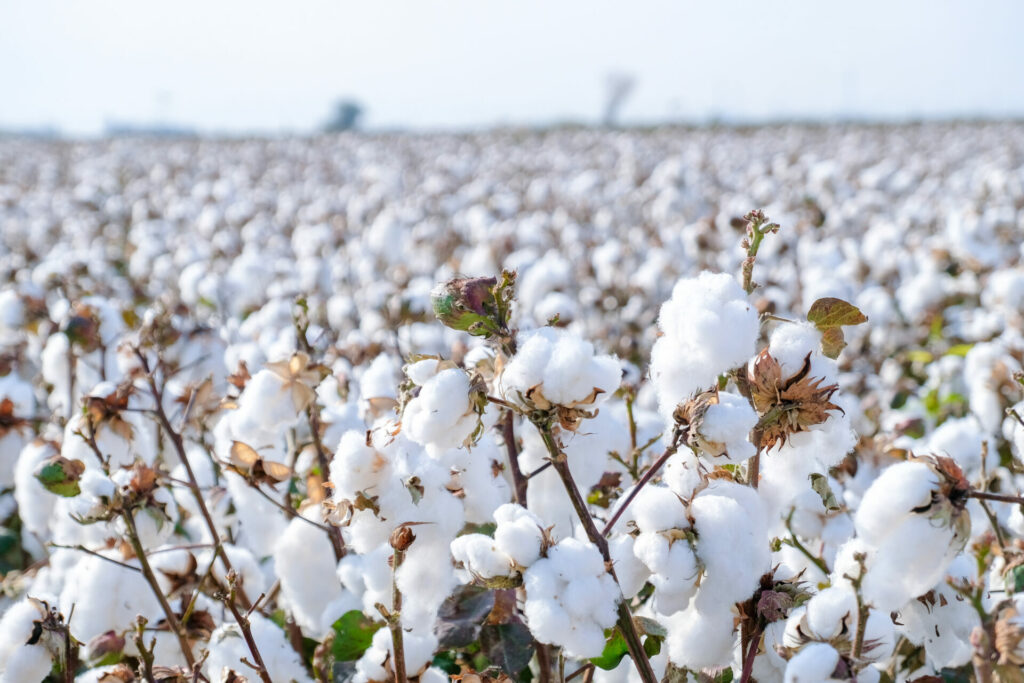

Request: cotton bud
left=390, top=524, right=417, bottom=551
left=85, top=630, right=126, bottom=663
left=431, top=276, right=498, bottom=333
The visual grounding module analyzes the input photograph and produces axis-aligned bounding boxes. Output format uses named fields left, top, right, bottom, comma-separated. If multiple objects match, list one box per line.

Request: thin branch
left=222, top=573, right=272, bottom=683
left=502, top=410, right=528, bottom=506
left=122, top=510, right=196, bottom=668
left=601, top=434, right=681, bottom=537
left=133, top=347, right=251, bottom=610
left=968, top=490, right=1024, bottom=505
left=48, top=543, right=141, bottom=572
left=536, top=424, right=657, bottom=683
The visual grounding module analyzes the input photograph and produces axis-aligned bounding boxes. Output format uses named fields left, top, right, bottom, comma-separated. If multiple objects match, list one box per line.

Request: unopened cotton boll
left=650, top=271, right=758, bottom=421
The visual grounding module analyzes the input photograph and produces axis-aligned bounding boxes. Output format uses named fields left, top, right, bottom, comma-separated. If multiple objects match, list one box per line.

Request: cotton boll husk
left=205, top=613, right=313, bottom=683
left=783, top=642, right=841, bottom=683
left=663, top=601, right=736, bottom=670
left=273, top=510, right=344, bottom=634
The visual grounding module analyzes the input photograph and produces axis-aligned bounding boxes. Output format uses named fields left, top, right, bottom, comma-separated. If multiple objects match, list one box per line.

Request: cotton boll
left=499, top=327, right=621, bottom=409
left=609, top=534, right=650, bottom=600
left=663, top=450, right=703, bottom=501
left=927, top=416, right=990, bottom=483
left=58, top=555, right=161, bottom=643
left=273, top=510, right=343, bottom=635
left=13, top=440, right=59, bottom=542
left=663, top=601, right=736, bottom=670
left=522, top=538, right=620, bottom=659
left=403, top=367, right=477, bottom=450
left=493, top=503, right=544, bottom=567
left=631, top=485, right=688, bottom=533
left=784, top=642, right=841, bottom=683
left=854, top=461, right=937, bottom=547
left=695, top=392, right=758, bottom=463
left=650, top=271, right=758, bottom=420
left=0, top=599, right=52, bottom=682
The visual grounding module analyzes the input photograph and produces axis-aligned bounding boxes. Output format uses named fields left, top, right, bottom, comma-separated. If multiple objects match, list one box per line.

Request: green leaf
left=945, top=343, right=974, bottom=357
left=1006, top=564, right=1024, bottom=593
left=808, top=473, right=840, bottom=511
left=480, top=621, right=534, bottom=676
left=331, top=610, right=383, bottom=661
left=590, top=630, right=629, bottom=670
left=643, top=635, right=662, bottom=657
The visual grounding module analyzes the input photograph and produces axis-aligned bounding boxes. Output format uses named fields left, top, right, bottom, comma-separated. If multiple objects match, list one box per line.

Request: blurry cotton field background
left=2, top=3, right=1024, bottom=683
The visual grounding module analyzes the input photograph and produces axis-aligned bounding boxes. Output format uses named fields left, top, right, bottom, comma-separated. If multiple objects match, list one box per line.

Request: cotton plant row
left=0, top=205, right=1019, bottom=683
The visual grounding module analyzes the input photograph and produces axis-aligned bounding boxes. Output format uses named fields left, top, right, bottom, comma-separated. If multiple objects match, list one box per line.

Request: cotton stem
left=537, top=424, right=658, bottom=683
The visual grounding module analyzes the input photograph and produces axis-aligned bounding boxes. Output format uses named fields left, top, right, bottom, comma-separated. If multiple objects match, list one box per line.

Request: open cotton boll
left=609, top=534, right=650, bottom=600
left=354, top=627, right=438, bottom=683
left=522, top=538, right=620, bottom=659
left=403, top=366, right=478, bottom=450
left=694, top=391, right=758, bottom=463
left=784, top=642, right=841, bottom=683
left=898, top=579, right=978, bottom=669
left=854, top=461, right=937, bottom=547
left=631, top=484, right=688, bottom=533
left=58, top=554, right=161, bottom=643
left=0, top=599, right=52, bottom=683
left=330, top=429, right=390, bottom=500
left=650, top=271, right=758, bottom=420
left=493, top=503, right=545, bottom=567
left=499, top=327, right=621, bottom=408
left=205, top=613, right=313, bottom=683
left=273, top=510, right=343, bottom=635
left=662, top=601, right=736, bottom=670
left=451, top=534, right=515, bottom=580
left=396, top=533, right=459, bottom=631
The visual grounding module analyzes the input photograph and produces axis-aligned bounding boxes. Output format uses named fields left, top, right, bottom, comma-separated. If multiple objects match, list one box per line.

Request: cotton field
left=0, top=122, right=1022, bottom=683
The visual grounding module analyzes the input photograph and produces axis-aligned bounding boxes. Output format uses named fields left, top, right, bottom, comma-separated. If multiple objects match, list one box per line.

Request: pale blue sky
left=2, top=0, right=1023, bottom=135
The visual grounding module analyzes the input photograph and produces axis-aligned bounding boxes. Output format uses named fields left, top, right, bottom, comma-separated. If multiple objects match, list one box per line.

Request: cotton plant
left=2, top=121, right=1024, bottom=683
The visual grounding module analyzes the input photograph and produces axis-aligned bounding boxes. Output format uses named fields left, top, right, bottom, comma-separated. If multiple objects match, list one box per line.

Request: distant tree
left=324, top=99, right=364, bottom=132
left=602, top=73, right=636, bottom=127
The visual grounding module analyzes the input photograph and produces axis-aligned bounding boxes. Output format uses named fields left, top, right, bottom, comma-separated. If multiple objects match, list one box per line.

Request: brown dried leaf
left=806, top=297, right=868, bottom=329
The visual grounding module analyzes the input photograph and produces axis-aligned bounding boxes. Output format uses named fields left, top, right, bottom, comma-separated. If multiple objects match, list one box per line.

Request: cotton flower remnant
left=746, top=349, right=842, bottom=450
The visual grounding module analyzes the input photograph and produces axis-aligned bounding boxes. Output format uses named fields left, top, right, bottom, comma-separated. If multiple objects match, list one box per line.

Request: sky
left=2, top=0, right=1023, bottom=136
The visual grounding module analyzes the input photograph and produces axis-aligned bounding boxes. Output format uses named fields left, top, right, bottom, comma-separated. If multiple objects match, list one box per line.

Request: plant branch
left=222, top=573, right=272, bottom=683
left=601, top=433, right=681, bottom=536
left=502, top=410, right=528, bottom=506
left=122, top=510, right=196, bottom=668
left=536, top=424, right=657, bottom=683
left=389, top=547, right=408, bottom=683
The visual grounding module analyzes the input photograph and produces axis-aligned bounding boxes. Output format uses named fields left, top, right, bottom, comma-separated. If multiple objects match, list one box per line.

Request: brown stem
left=390, top=548, right=408, bottom=683
left=134, top=348, right=251, bottom=609
left=536, top=642, right=554, bottom=683
left=601, top=437, right=680, bottom=536
left=738, top=626, right=761, bottom=683
left=968, top=490, right=1024, bottom=505
left=306, top=403, right=347, bottom=560
left=502, top=410, right=528, bottom=506
left=132, top=618, right=158, bottom=683
left=122, top=510, right=196, bottom=668
left=223, top=579, right=272, bottom=683
left=537, top=426, right=657, bottom=683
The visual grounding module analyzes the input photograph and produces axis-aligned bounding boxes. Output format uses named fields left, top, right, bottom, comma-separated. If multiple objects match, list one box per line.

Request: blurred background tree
left=324, top=99, right=365, bottom=132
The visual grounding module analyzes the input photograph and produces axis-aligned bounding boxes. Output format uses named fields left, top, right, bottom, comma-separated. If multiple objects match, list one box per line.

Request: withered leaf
left=806, top=297, right=868, bottom=329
